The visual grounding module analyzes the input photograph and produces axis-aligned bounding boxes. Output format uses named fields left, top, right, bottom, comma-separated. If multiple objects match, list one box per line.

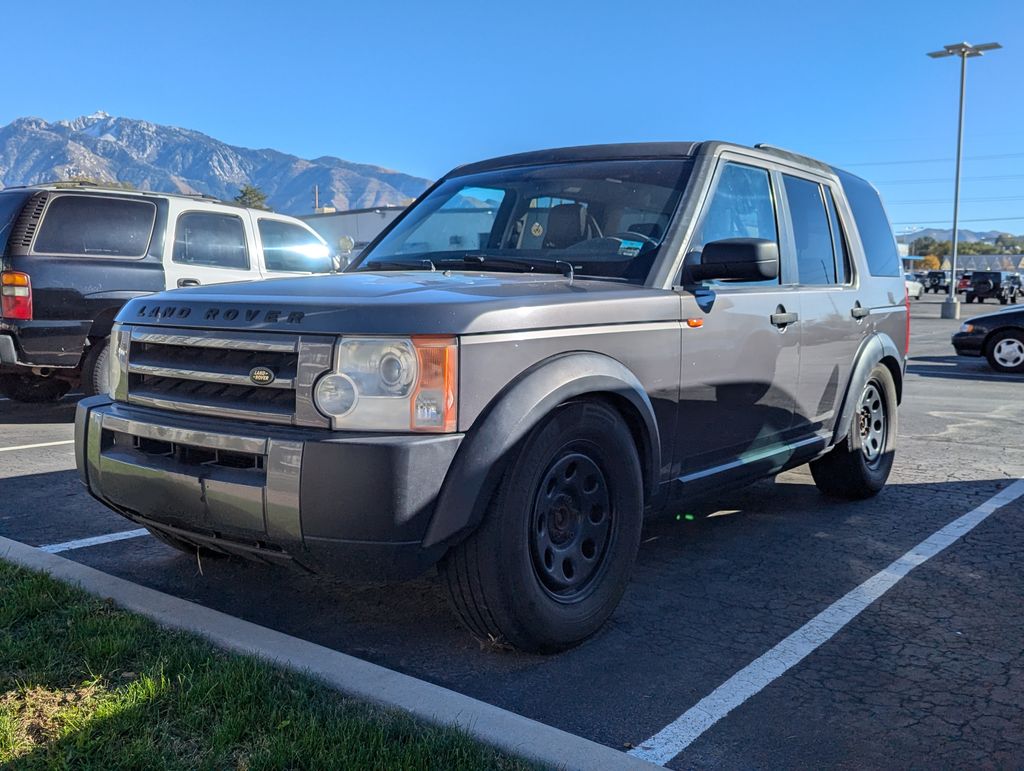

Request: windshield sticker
left=618, top=239, right=643, bottom=257
left=530, top=222, right=544, bottom=237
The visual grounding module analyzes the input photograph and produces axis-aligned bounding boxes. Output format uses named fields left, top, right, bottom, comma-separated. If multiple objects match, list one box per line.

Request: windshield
left=352, top=159, right=694, bottom=283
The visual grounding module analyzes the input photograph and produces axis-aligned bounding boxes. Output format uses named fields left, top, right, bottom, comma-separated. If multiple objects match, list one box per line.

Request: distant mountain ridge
left=0, top=112, right=430, bottom=215
left=895, top=227, right=1015, bottom=244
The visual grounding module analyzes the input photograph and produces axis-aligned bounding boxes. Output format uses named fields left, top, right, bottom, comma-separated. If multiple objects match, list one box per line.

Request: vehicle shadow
left=0, top=396, right=79, bottom=425
left=906, top=354, right=1020, bottom=383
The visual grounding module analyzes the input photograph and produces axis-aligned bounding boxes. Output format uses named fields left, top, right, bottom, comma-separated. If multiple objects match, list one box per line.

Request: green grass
left=0, top=561, right=534, bottom=770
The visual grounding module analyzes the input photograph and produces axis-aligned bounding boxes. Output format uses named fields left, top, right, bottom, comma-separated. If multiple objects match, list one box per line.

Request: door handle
left=851, top=303, right=869, bottom=319
left=770, top=306, right=798, bottom=327
left=177, top=278, right=201, bottom=288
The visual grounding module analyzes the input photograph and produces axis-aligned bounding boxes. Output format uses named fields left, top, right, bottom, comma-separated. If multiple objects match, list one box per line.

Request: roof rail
left=753, top=143, right=831, bottom=172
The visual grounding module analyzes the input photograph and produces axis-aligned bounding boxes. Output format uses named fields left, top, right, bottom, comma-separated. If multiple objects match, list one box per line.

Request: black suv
left=0, top=185, right=329, bottom=402
left=924, top=270, right=949, bottom=293
left=965, top=271, right=1019, bottom=305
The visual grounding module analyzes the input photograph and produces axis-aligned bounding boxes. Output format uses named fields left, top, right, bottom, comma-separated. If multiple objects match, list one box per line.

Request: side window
left=173, top=212, right=249, bottom=269
left=259, top=219, right=331, bottom=273
left=33, top=196, right=156, bottom=258
left=824, top=188, right=850, bottom=284
left=783, top=175, right=835, bottom=285
left=836, top=169, right=900, bottom=277
left=691, top=162, right=779, bottom=284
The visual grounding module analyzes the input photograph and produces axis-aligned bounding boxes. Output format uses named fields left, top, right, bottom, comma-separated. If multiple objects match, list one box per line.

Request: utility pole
left=927, top=41, right=1002, bottom=320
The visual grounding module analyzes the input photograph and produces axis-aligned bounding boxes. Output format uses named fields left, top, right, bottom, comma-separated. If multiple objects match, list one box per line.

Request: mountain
left=0, top=112, right=430, bottom=215
left=895, top=228, right=1014, bottom=245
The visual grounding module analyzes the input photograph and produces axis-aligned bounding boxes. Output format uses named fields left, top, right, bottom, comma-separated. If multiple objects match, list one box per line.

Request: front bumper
left=952, top=331, right=984, bottom=357
left=75, top=396, right=463, bottom=579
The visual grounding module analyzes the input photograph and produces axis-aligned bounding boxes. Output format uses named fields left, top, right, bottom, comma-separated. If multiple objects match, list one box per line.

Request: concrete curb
left=0, top=536, right=655, bottom=770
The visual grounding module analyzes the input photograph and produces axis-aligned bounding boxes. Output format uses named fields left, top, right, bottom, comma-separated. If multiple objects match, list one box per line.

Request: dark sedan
left=952, top=307, right=1024, bottom=373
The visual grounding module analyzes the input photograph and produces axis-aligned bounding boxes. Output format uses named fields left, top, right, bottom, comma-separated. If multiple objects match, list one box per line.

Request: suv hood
left=118, top=271, right=681, bottom=335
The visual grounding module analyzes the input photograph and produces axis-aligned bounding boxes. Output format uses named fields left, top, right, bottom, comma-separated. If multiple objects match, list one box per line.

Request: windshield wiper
left=361, top=258, right=437, bottom=271
left=452, top=254, right=573, bottom=276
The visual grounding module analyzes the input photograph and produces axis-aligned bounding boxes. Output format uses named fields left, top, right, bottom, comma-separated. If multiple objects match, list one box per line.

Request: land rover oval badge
left=249, top=366, right=276, bottom=386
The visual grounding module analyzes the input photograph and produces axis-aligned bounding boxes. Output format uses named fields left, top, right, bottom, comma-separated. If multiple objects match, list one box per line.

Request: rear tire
left=0, top=373, right=71, bottom=403
left=985, top=331, right=1024, bottom=374
left=810, top=364, right=897, bottom=500
left=440, top=401, right=643, bottom=653
left=81, top=337, right=111, bottom=397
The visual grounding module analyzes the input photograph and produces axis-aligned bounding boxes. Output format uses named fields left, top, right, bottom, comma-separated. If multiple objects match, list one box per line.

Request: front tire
left=441, top=401, right=643, bottom=653
left=986, top=331, right=1024, bottom=373
left=0, top=373, right=71, bottom=403
left=810, top=364, right=897, bottom=500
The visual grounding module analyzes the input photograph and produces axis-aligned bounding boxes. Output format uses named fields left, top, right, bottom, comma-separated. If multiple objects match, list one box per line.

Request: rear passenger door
left=677, top=158, right=802, bottom=480
left=778, top=172, right=864, bottom=435
left=163, top=206, right=261, bottom=289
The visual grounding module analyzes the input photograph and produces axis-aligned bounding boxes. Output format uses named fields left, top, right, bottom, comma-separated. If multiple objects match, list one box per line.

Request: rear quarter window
left=835, top=169, right=900, bottom=277
left=0, top=192, right=28, bottom=254
left=32, top=195, right=157, bottom=258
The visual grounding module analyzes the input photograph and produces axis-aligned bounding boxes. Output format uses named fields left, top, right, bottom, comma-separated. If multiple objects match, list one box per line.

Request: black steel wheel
left=441, top=400, right=643, bottom=653
left=530, top=451, right=614, bottom=602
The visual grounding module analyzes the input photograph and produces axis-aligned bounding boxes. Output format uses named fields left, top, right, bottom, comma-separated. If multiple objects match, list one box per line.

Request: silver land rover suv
left=76, top=142, right=908, bottom=652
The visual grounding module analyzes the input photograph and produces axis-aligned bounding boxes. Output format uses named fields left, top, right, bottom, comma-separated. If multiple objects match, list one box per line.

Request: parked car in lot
left=924, top=270, right=949, bottom=293
left=904, top=273, right=923, bottom=300
left=952, top=306, right=1024, bottom=372
left=76, top=141, right=908, bottom=652
left=0, top=185, right=331, bottom=402
left=957, top=271, right=973, bottom=293
left=964, top=270, right=1019, bottom=305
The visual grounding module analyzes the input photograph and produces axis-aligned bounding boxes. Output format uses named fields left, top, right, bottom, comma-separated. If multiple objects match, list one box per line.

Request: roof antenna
left=555, top=260, right=575, bottom=285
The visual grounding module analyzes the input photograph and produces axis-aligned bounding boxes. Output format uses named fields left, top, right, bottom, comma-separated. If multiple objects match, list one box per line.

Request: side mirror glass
left=688, top=238, right=779, bottom=282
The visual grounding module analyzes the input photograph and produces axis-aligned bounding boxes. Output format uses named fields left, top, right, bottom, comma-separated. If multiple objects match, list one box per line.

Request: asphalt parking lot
left=2, top=293, right=1022, bottom=768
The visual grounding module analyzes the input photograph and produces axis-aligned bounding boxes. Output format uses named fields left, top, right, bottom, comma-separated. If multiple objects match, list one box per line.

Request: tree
left=910, top=236, right=937, bottom=256
left=234, top=184, right=269, bottom=210
left=921, top=254, right=941, bottom=270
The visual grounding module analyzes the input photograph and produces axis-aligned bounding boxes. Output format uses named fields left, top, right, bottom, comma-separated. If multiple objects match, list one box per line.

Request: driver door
left=676, top=158, right=802, bottom=482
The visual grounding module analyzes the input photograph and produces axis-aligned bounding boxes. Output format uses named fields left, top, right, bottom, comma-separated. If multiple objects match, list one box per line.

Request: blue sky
left=4, top=0, right=1022, bottom=234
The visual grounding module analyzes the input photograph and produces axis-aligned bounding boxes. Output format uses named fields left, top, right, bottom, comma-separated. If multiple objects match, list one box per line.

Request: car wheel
left=985, top=331, right=1024, bottom=374
left=440, top=400, right=643, bottom=653
left=81, top=337, right=110, bottom=397
left=0, top=373, right=72, bottom=403
left=999, top=296, right=1008, bottom=305
left=965, top=294, right=974, bottom=303
left=810, top=364, right=897, bottom=500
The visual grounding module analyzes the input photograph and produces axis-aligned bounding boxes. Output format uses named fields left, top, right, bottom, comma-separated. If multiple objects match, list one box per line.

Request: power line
left=888, top=195, right=1024, bottom=205
left=842, top=151, right=1024, bottom=167
left=891, top=216, right=1024, bottom=225
left=874, top=173, right=1024, bottom=185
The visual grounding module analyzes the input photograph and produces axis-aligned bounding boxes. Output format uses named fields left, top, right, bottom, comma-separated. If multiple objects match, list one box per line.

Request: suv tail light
left=1, top=272, right=32, bottom=320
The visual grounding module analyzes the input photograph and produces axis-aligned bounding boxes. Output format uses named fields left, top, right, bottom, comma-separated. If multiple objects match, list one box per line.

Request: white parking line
left=0, top=439, right=75, bottom=453
left=39, top=529, right=150, bottom=554
left=630, top=478, right=1024, bottom=766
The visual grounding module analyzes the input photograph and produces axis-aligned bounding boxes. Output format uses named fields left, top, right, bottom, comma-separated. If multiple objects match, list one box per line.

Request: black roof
left=450, top=142, right=703, bottom=177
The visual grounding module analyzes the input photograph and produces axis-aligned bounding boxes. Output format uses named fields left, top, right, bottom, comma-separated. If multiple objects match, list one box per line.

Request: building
left=299, top=206, right=405, bottom=263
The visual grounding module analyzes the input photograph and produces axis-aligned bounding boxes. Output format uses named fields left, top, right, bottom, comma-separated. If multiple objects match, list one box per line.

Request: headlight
left=107, top=324, right=130, bottom=400
left=959, top=323, right=975, bottom=334
left=314, top=336, right=458, bottom=432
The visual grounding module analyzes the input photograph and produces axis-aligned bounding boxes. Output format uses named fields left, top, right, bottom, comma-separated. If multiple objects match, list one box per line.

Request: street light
left=926, top=41, right=1002, bottom=320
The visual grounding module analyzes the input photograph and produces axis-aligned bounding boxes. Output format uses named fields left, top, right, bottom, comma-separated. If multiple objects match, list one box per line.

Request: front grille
left=125, top=327, right=334, bottom=427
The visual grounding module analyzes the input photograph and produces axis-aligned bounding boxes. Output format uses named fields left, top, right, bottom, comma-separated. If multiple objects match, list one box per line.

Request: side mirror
left=688, top=238, right=779, bottom=282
